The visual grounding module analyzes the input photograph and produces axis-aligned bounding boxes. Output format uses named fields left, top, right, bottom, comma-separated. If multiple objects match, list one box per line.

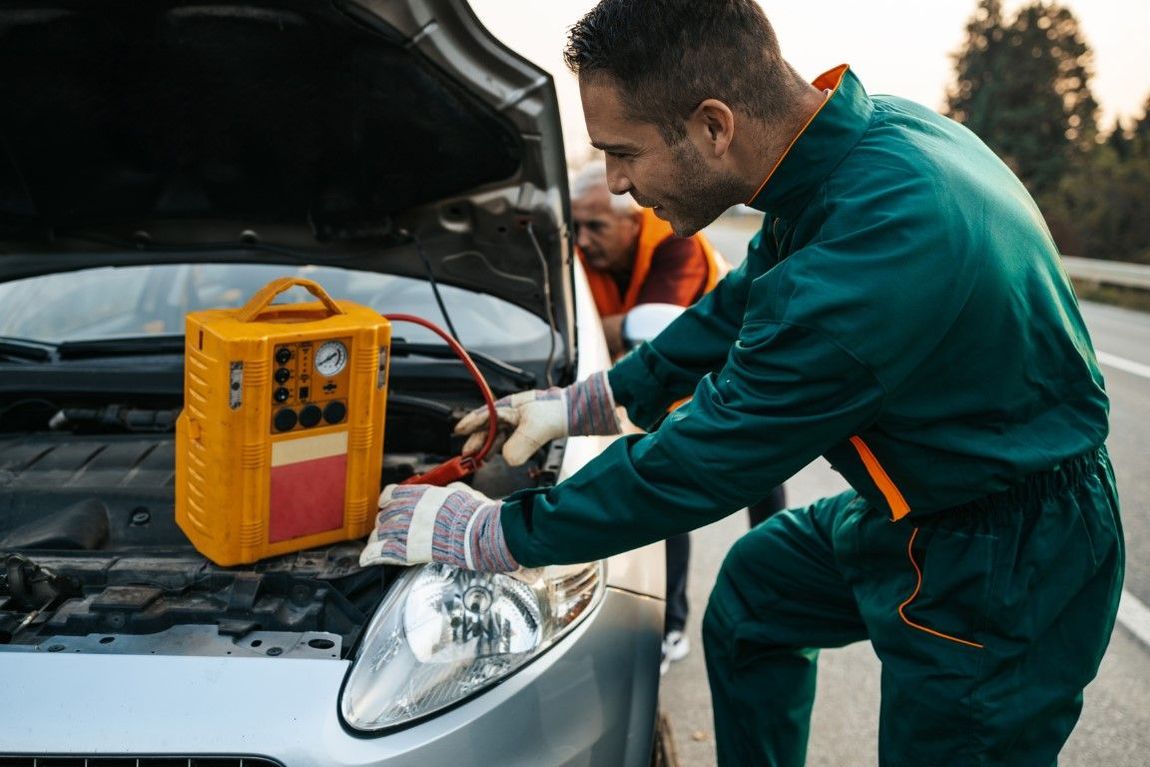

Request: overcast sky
left=469, top=0, right=1150, bottom=162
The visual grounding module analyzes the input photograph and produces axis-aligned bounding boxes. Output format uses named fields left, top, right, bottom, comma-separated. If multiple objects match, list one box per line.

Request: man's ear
left=691, top=99, right=735, bottom=158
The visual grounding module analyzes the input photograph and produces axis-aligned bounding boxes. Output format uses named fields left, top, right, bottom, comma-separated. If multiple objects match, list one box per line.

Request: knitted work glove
left=359, top=482, right=518, bottom=572
left=453, top=370, right=620, bottom=466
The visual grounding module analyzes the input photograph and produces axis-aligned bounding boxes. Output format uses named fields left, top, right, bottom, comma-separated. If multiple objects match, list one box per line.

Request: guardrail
left=1063, top=256, right=1150, bottom=291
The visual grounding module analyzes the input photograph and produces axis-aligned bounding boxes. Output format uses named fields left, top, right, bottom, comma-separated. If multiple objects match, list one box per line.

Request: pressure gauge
left=315, top=340, right=348, bottom=378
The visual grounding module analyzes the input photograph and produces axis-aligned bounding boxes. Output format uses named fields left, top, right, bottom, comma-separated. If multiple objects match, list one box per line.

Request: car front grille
left=0, top=759, right=282, bottom=767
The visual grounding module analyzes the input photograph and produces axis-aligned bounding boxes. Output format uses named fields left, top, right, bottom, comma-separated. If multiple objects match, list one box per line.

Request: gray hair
left=570, top=163, right=641, bottom=216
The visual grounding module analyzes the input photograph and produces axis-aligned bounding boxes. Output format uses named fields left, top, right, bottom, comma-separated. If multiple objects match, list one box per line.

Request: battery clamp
left=175, top=277, right=497, bottom=566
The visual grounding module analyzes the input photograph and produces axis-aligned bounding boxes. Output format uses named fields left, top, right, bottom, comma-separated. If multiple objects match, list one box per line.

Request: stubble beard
left=663, top=140, right=747, bottom=237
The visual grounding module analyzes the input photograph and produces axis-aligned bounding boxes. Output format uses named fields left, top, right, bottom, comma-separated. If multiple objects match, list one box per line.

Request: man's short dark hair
left=564, top=0, right=799, bottom=143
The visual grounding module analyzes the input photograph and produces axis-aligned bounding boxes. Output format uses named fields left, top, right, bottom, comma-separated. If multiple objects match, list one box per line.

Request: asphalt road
left=657, top=219, right=1150, bottom=766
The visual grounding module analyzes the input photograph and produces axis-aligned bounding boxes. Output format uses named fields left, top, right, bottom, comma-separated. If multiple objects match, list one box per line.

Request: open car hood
left=0, top=0, right=574, bottom=341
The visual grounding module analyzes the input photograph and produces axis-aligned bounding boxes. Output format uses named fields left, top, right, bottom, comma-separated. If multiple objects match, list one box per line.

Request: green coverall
left=500, top=65, right=1124, bottom=766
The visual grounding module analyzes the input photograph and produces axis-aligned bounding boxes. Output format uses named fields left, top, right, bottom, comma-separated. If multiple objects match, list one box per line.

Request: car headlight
left=341, top=561, right=605, bottom=732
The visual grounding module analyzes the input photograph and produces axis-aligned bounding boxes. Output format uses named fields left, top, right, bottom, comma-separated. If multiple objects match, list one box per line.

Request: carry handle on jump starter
left=237, top=277, right=346, bottom=323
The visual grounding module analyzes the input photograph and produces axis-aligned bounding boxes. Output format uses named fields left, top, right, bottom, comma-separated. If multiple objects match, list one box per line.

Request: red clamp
left=401, top=455, right=482, bottom=487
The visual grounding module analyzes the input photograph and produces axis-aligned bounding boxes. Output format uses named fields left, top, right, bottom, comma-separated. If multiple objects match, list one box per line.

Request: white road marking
left=1119, top=590, right=1150, bottom=651
left=1092, top=351, right=1150, bottom=649
left=1097, top=350, right=1150, bottom=381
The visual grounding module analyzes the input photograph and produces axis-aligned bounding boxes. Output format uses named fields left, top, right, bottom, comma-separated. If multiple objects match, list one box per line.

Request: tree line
left=947, top=0, right=1150, bottom=263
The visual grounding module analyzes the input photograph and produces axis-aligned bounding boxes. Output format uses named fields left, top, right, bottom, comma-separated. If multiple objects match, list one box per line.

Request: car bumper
left=0, top=586, right=662, bottom=766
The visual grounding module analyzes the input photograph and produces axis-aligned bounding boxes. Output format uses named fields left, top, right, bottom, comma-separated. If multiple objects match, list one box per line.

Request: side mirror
left=621, top=303, right=686, bottom=350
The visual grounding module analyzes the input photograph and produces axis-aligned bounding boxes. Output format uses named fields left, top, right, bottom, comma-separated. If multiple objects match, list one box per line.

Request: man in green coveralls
left=360, top=1, right=1124, bottom=764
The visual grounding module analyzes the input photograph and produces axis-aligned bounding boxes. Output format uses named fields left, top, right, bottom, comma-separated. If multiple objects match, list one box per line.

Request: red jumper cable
left=383, top=314, right=499, bottom=486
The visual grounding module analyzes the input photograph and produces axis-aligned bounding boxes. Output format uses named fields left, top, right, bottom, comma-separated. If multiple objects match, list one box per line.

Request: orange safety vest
left=579, top=208, right=729, bottom=317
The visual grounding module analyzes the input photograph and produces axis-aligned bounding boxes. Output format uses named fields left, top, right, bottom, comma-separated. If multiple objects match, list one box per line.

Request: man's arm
left=503, top=314, right=885, bottom=566
left=502, top=172, right=964, bottom=566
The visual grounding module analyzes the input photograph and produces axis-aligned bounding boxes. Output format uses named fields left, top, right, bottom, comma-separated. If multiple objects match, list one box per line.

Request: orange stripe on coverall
left=745, top=63, right=849, bottom=203
left=849, top=435, right=911, bottom=521
left=898, top=528, right=985, bottom=649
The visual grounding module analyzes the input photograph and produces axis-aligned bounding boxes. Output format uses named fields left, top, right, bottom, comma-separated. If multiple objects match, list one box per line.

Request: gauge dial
left=315, top=340, right=348, bottom=378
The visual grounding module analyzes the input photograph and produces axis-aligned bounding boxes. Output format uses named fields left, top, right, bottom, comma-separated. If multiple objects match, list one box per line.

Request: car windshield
left=0, top=263, right=555, bottom=361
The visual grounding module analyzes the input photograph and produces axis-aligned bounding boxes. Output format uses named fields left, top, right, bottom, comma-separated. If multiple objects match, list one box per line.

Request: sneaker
left=660, top=630, right=690, bottom=675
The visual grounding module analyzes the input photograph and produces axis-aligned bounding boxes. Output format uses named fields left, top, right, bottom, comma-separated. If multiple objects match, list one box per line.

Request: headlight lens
left=341, top=561, right=605, bottom=731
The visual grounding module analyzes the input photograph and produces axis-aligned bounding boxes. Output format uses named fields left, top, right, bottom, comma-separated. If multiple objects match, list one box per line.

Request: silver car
left=0, top=1, right=666, bottom=764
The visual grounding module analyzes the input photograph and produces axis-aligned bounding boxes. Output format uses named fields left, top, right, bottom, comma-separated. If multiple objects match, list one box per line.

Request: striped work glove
left=359, top=482, right=518, bottom=572
left=453, top=371, right=621, bottom=466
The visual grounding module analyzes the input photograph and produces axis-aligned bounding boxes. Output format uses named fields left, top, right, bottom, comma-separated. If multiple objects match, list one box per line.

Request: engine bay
left=0, top=373, right=557, bottom=660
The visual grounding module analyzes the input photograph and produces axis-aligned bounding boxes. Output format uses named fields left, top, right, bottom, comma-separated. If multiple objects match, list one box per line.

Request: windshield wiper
left=0, top=336, right=55, bottom=362
left=56, top=335, right=185, bottom=359
left=0, top=335, right=185, bottom=363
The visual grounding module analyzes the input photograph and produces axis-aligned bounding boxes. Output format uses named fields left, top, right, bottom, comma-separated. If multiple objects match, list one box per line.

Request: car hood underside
left=0, top=0, right=573, bottom=327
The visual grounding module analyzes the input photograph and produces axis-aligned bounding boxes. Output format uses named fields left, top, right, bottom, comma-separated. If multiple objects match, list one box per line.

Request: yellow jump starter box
left=175, top=277, right=391, bottom=566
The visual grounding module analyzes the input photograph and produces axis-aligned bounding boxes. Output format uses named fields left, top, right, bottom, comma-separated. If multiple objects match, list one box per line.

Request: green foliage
left=1049, top=94, right=1150, bottom=262
left=1130, top=94, right=1150, bottom=156
left=1043, top=142, right=1150, bottom=262
left=947, top=1, right=1007, bottom=149
left=948, top=1, right=1150, bottom=263
left=947, top=1, right=1098, bottom=198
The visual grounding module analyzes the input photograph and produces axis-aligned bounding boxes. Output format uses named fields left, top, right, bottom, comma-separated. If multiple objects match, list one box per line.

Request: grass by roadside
left=1072, top=280, right=1150, bottom=314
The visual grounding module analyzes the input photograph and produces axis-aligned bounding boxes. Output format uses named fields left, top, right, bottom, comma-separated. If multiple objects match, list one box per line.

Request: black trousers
left=664, top=485, right=787, bottom=634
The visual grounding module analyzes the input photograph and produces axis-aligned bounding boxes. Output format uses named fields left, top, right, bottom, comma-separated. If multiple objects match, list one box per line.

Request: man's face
left=580, top=75, right=743, bottom=237
left=571, top=186, right=641, bottom=274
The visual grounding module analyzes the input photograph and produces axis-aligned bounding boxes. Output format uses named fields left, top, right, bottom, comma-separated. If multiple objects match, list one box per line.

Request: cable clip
left=400, top=455, right=482, bottom=487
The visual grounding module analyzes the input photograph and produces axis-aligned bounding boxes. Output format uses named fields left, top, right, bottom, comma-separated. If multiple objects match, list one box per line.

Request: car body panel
left=569, top=255, right=665, bottom=600
left=0, top=0, right=573, bottom=338
left=1, top=588, right=661, bottom=766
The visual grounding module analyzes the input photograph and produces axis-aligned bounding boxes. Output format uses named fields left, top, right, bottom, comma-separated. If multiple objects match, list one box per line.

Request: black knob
left=273, top=387, right=291, bottom=403
left=274, top=367, right=291, bottom=384
left=275, top=347, right=292, bottom=365
left=273, top=408, right=298, bottom=432
left=299, top=404, right=322, bottom=428
left=323, top=400, right=347, bottom=425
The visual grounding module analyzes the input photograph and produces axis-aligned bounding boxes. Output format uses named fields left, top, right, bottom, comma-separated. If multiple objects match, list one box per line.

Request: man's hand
left=453, top=371, right=621, bottom=466
left=359, top=483, right=518, bottom=572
